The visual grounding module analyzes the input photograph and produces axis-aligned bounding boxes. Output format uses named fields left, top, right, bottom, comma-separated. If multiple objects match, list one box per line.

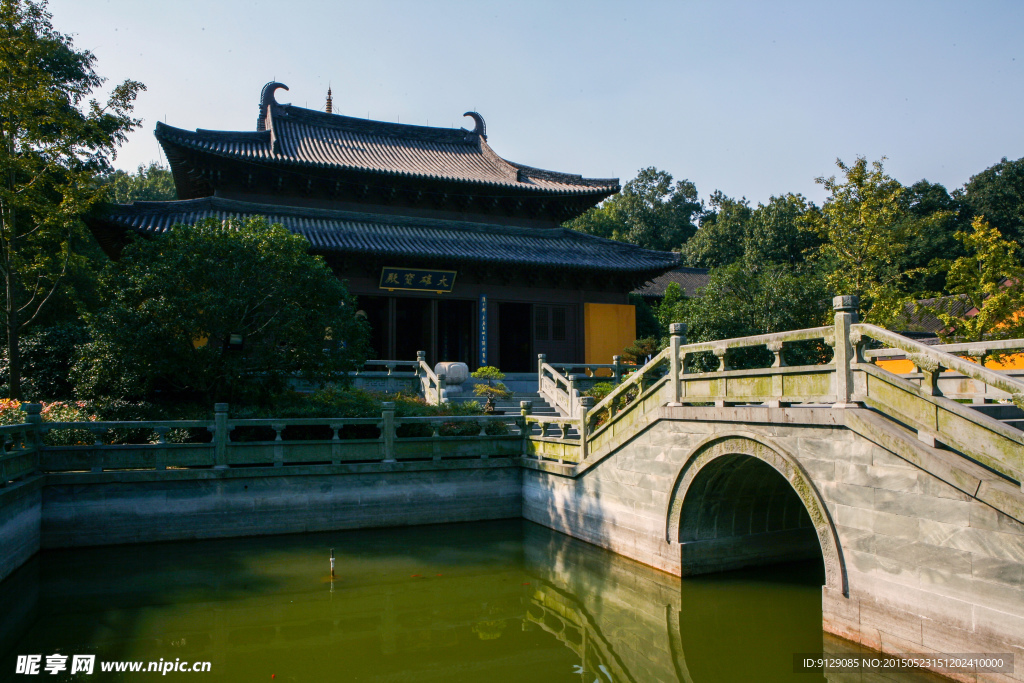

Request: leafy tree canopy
left=566, top=167, right=701, bottom=252
left=682, top=191, right=751, bottom=268
left=684, top=192, right=821, bottom=268
left=798, top=157, right=951, bottom=325
left=99, top=162, right=176, bottom=203
left=920, top=216, right=1024, bottom=343
left=74, top=217, right=370, bottom=405
left=0, top=0, right=144, bottom=398
left=958, top=156, right=1024, bottom=246
left=654, top=260, right=830, bottom=370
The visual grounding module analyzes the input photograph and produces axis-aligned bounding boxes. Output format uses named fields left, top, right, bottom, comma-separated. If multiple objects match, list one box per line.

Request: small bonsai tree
left=471, top=366, right=511, bottom=412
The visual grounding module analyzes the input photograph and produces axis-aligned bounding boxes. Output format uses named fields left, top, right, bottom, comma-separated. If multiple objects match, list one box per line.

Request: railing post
left=20, top=403, right=42, bottom=474
left=537, top=353, right=547, bottom=391
left=669, top=323, right=686, bottom=405
left=213, top=403, right=229, bottom=469
left=516, top=401, right=532, bottom=444
left=578, top=396, right=593, bottom=461
left=833, top=295, right=860, bottom=408
left=612, top=355, right=623, bottom=385
left=436, top=373, right=447, bottom=404
left=381, top=401, right=396, bottom=462
left=415, top=351, right=426, bottom=375
left=567, top=375, right=578, bottom=416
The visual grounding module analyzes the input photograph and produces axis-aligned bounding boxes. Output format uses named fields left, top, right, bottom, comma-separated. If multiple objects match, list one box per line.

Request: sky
left=48, top=0, right=1024, bottom=207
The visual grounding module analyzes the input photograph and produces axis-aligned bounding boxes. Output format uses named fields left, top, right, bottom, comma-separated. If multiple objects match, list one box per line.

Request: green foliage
left=0, top=0, right=144, bottom=398
left=669, top=261, right=831, bottom=370
left=621, top=337, right=660, bottom=365
left=74, top=216, right=370, bottom=404
left=470, top=366, right=505, bottom=380
left=959, top=156, right=1024, bottom=246
left=920, top=216, right=1024, bottom=343
left=471, top=366, right=508, bottom=396
left=584, top=381, right=616, bottom=401
left=683, top=191, right=751, bottom=268
left=0, top=321, right=87, bottom=399
left=745, top=194, right=822, bottom=266
left=800, top=157, right=924, bottom=326
left=684, top=192, right=819, bottom=269
left=99, top=162, right=176, bottom=203
left=566, top=167, right=701, bottom=252
left=901, top=179, right=966, bottom=293
left=473, top=381, right=511, bottom=399
left=654, top=282, right=687, bottom=345
left=628, top=293, right=660, bottom=340
left=470, top=365, right=511, bottom=399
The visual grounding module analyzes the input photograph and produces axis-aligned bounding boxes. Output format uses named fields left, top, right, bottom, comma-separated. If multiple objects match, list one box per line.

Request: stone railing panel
left=856, top=363, right=1024, bottom=484
left=852, top=324, right=1024, bottom=407
left=522, top=415, right=583, bottom=464
left=0, top=423, right=38, bottom=485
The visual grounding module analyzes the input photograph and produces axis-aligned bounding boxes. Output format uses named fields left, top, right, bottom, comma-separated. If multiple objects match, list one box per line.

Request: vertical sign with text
left=479, top=295, right=488, bottom=367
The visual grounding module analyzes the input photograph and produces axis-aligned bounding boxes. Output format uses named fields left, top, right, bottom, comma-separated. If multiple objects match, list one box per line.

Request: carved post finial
left=832, top=295, right=860, bottom=320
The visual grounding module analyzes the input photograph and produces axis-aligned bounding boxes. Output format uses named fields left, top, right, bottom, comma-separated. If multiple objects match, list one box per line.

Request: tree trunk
left=7, top=290, right=19, bottom=401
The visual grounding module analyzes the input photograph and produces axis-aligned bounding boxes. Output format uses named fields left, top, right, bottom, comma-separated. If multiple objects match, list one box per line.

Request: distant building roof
left=633, top=266, right=711, bottom=298
left=892, top=294, right=976, bottom=336
left=156, top=82, right=619, bottom=206
left=87, top=197, right=681, bottom=276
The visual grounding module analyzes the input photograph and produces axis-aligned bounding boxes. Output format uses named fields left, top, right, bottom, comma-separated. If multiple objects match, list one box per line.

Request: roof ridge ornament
left=257, top=82, right=290, bottom=131
left=463, top=111, right=486, bottom=140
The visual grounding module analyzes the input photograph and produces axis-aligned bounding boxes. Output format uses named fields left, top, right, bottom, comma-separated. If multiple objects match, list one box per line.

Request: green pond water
left=1, top=520, right=943, bottom=682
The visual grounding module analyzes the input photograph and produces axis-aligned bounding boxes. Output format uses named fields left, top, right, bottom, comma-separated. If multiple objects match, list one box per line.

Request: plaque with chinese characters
left=379, top=267, right=457, bottom=293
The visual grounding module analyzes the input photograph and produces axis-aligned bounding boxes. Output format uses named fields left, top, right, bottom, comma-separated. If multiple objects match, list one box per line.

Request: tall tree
left=900, top=179, right=965, bottom=293
left=682, top=191, right=751, bottom=268
left=800, top=157, right=921, bottom=325
left=921, top=216, right=1024, bottom=343
left=566, top=167, right=701, bottom=252
left=685, top=192, right=819, bottom=268
left=75, top=217, right=370, bottom=404
left=0, top=0, right=143, bottom=398
left=959, top=156, right=1024, bottom=246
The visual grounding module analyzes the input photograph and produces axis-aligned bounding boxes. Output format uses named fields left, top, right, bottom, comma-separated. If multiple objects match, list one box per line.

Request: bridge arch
left=665, top=433, right=846, bottom=594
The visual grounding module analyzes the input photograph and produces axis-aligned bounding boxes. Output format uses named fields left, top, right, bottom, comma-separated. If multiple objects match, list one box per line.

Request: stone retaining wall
left=0, top=478, right=41, bottom=583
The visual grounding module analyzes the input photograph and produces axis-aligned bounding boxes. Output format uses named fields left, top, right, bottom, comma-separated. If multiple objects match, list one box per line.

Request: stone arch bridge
left=525, top=296, right=1024, bottom=675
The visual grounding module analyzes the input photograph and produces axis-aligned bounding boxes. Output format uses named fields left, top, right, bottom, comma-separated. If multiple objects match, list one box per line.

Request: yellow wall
left=877, top=352, right=1024, bottom=374
left=584, top=303, right=636, bottom=365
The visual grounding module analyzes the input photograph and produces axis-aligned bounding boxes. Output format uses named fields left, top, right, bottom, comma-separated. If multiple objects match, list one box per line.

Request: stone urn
left=434, top=361, right=469, bottom=396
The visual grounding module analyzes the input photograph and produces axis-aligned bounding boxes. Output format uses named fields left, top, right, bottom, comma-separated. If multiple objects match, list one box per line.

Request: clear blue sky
left=49, top=0, right=1024, bottom=206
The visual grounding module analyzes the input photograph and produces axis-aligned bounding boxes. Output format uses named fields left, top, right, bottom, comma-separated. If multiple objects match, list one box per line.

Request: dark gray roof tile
left=94, top=198, right=680, bottom=275
left=156, top=102, right=619, bottom=197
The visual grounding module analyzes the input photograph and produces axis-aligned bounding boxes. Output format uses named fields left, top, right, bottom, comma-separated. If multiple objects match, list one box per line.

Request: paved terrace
left=1, top=296, right=1023, bottom=680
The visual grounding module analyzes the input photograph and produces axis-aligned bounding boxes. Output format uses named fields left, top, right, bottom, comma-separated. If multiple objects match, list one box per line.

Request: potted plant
left=470, top=366, right=511, bottom=413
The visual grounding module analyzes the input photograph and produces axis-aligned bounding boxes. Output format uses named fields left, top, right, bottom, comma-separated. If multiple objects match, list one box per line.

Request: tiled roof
left=155, top=96, right=619, bottom=197
left=893, top=295, right=976, bottom=335
left=91, top=198, right=680, bottom=275
left=633, top=266, right=711, bottom=298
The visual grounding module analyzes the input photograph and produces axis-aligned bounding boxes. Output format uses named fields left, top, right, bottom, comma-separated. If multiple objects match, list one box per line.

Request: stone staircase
left=967, top=402, right=1024, bottom=431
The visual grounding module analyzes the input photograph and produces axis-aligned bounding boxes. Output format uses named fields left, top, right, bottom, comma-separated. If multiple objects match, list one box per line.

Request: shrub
left=584, top=382, right=616, bottom=401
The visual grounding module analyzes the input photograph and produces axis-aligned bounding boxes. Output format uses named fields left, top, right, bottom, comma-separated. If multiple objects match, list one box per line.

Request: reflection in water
left=675, top=561, right=827, bottom=683
left=0, top=520, right=945, bottom=682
